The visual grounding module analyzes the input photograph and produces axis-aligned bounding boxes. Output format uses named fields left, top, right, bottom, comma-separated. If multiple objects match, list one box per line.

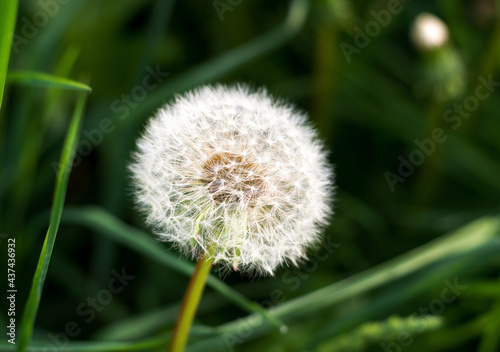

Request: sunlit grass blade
left=317, top=315, right=443, bottom=352
left=214, top=216, right=500, bottom=337
left=17, top=92, right=88, bottom=352
left=61, top=206, right=286, bottom=331
left=277, top=217, right=500, bottom=316
left=0, top=0, right=18, bottom=110
left=299, top=242, right=498, bottom=351
left=7, top=70, right=91, bottom=92
left=187, top=223, right=500, bottom=351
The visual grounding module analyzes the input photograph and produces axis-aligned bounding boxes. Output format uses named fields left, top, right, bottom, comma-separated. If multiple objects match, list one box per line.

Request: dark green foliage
left=1, top=0, right=499, bottom=351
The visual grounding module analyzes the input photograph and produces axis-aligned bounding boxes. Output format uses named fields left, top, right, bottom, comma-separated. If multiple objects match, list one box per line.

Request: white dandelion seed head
left=411, top=13, right=449, bottom=51
left=129, top=84, right=334, bottom=276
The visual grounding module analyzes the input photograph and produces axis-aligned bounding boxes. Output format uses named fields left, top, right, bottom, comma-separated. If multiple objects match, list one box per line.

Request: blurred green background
left=1, top=0, right=500, bottom=351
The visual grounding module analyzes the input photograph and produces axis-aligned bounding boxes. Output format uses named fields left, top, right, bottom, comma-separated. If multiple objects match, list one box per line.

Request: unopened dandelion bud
left=411, top=13, right=449, bottom=51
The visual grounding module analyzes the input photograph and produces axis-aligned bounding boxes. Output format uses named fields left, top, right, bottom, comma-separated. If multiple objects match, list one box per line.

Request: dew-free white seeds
left=130, top=84, right=333, bottom=275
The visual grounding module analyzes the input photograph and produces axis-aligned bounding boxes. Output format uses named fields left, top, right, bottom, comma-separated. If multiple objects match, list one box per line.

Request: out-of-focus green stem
left=311, top=10, right=338, bottom=142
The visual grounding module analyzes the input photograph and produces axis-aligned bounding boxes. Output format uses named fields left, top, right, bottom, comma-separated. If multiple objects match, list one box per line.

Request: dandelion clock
left=129, top=84, right=334, bottom=351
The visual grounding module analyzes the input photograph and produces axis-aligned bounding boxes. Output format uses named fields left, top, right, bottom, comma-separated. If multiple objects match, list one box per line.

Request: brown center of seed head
left=201, top=152, right=265, bottom=206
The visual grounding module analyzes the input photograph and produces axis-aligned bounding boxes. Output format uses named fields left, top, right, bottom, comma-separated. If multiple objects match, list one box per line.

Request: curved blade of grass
left=184, top=220, right=500, bottom=351
left=3, top=49, right=84, bottom=252
left=478, top=274, right=500, bottom=352
left=298, top=239, right=500, bottom=351
left=316, top=315, right=443, bottom=352
left=7, top=70, right=91, bottom=92
left=0, top=335, right=169, bottom=352
left=61, top=206, right=286, bottom=331
left=0, top=0, right=18, bottom=110
left=214, top=216, right=500, bottom=336
left=17, top=93, right=88, bottom=352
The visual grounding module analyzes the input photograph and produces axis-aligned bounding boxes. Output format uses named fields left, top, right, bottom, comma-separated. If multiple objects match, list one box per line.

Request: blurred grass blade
left=17, top=93, right=88, bottom=352
left=0, top=335, right=170, bottom=352
left=216, top=216, right=500, bottom=335
left=62, top=206, right=286, bottom=331
left=7, top=70, right=91, bottom=92
left=0, top=0, right=18, bottom=110
left=317, top=315, right=443, bottom=352
left=0, top=325, right=210, bottom=352
left=478, top=275, right=500, bottom=352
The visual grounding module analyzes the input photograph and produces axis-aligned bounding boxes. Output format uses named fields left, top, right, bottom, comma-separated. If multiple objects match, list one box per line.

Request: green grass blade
left=317, top=315, right=443, bottom=352
left=7, top=70, right=91, bottom=92
left=0, top=326, right=207, bottom=352
left=61, top=206, right=286, bottom=331
left=276, top=217, right=500, bottom=317
left=1, top=335, right=169, bottom=352
left=215, top=216, right=500, bottom=335
left=0, top=0, right=18, bottom=110
left=17, top=93, right=88, bottom=352
left=478, top=275, right=500, bottom=352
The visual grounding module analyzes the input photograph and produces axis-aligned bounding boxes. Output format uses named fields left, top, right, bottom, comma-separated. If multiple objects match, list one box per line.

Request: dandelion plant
left=129, top=84, right=334, bottom=351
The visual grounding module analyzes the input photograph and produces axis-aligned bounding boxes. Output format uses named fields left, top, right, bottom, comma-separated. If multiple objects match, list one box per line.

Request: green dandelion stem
left=169, top=243, right=217, bottom=352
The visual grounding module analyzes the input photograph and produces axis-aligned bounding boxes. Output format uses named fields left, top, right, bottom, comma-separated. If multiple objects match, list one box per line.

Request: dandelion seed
left=129, top=84, right=334, bottom=276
